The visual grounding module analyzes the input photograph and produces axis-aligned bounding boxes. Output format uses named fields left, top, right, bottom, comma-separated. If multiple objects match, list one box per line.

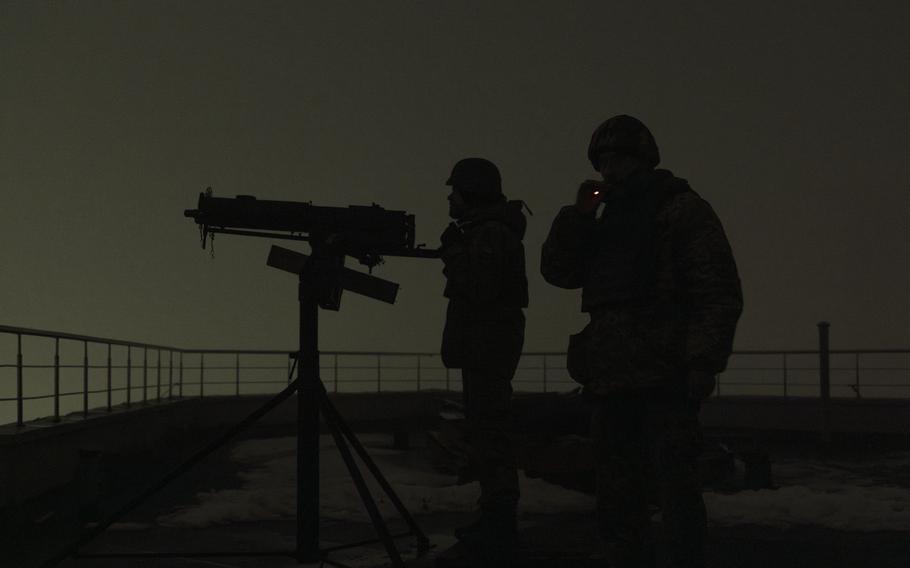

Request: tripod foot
left=417, top=536, right=431, bottom=557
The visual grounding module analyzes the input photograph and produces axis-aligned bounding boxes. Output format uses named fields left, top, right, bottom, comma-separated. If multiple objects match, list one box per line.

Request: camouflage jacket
left=441, top=200, right=528, bottom=372
left=541, top=169, right=743, bottom=395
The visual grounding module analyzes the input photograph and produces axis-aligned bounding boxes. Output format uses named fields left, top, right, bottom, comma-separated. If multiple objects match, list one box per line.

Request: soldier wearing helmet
left=439, top=157, right=528, bottom=565
left=541, top=116, right=743, bottom=568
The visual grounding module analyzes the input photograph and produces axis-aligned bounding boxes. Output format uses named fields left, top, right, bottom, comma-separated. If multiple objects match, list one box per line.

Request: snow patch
left=159, top=435, right=590, bottom=528
left=159, top=437, right=910, bottom=532
left=705, top=484, right=910, bottom=531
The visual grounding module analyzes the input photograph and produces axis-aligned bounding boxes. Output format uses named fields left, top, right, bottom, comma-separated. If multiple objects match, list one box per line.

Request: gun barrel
left=400, top=248, right=442, bottom=259
left=185, top=192, right=432, bottom=260
left=190, top=193, right=318, bottom=233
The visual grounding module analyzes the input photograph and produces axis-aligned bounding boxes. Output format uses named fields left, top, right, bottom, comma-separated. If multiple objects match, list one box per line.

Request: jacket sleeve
left=442, top=222, right=511, bottom=303
left=674, top=197, right=744, bottom=374
left=540, top=206, right=597, bottom=289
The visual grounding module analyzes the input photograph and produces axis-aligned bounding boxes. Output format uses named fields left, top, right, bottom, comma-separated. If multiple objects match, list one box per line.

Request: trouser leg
left=648, top=399, right=706, bottom=568
left=462, top=367, right=519, bottom=514
left=591, top=396, right=656, bottom=568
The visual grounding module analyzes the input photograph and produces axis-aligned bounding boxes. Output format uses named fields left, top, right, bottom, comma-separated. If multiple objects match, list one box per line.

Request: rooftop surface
left=11, top=430, right=910, bottom=568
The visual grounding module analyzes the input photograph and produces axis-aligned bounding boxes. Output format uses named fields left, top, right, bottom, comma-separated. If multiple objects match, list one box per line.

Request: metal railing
left=3, top=324, right=910, bottom=427
left=715, top=349, right=910, bottom=399
left=0, top=325, right=183, bottom=428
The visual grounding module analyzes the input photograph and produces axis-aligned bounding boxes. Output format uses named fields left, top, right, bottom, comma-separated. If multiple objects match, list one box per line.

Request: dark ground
left=7, top=427, right=910, bottom=568
left=44, top=514, right=910, bottom=568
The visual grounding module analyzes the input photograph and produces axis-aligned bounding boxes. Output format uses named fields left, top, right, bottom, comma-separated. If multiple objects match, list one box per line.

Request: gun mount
left=177, top=188, right=436, bottom=565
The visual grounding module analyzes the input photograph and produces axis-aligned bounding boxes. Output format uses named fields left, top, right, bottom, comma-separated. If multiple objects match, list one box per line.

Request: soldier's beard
left=601, top=155, right=645, bottom=185
left=602, top=166, right=645, bottom=186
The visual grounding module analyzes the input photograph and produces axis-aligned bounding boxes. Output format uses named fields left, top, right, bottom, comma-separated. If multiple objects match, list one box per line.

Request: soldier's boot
left=453, top=516, right=485, bottom=541
left=434, top=541, right=478, bottom=568
left=601, top=541, right=656, bottom=568
left=459, top=508, right=522, bottom=567
left=454, top=507, right=518, bottom=539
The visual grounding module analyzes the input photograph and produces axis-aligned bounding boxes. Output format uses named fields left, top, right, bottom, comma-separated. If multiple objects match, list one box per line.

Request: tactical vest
left=587, top=170, right=691, bottom=305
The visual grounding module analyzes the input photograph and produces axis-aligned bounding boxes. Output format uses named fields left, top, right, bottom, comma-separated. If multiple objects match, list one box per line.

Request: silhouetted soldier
left=541, top=116, right=743, bottom=568
left=439, top=157, right=528, bottom=565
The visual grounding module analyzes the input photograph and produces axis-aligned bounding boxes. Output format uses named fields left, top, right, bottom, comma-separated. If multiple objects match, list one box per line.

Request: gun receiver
left=184, top=189, right=440, bottom=268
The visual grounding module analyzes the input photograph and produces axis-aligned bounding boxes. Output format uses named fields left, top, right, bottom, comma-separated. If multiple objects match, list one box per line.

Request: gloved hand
left=440, top=222, right=464, bottom=250
left=575, top=180, right=607, bottom=215
left=686, top=370, right=717, bottom=400
left=440, top=223, right=467, bottom=274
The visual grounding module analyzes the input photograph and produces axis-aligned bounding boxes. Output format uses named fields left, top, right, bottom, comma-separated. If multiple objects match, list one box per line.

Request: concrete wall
left=700, top=396, right=910, bottom=435
left=3, top=391, right=909, bottom=509
left=0, top=391, right=447, bottom=509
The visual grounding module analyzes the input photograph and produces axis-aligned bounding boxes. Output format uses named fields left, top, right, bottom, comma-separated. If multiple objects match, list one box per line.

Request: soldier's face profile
left=599, top=151, right=641, bottom=185
left=448, top=187, right=467, bottom=219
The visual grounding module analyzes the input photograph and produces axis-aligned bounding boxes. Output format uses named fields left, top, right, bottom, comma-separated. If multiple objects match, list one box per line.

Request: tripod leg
left=321, top=395, right=405, bottom=568
left=320, top=387, right=430, bottom=556
left=42, top=360, right=302, bottom=568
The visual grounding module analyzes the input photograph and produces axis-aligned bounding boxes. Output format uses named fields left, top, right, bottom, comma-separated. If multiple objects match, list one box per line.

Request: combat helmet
left=587, top=115, right=661, bottom=171
left=445, top=157, right=503, bottom=201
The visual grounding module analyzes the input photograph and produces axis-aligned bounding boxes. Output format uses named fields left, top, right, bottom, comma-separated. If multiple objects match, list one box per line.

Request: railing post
left=142, top=347, right=148, bottom=404
left=235, top=352, right=240, bottom=396
left=83, top=341, right=89, bottom=418
left=126, top=346, right=132, bottom=408
left=200, top=353, right=205, bottom=398
left=168, top=350, right=174, bottom=400
left=376, top=353, right=381, bottom=393
left=818, top=321, right=831, bottom=443
left=782, top=353, right=788, bottom=398
left=446, top=367, right=451, bottom=391
left=179, top=352, right=184, bottom=398
left=16, top=334, right=23, bottom=427
left=156, top=349, right=162, bottom=402
left=288, top=353, right=293, bottom=385
left=416, top=355, right=421, bottom=392
left=542, top=355, right=548, bottom=393
left=54, top=337, right=60, bottom=422
left=334, top=353, right=339, bottom=393
left=107, top=343, right=112, bottom=412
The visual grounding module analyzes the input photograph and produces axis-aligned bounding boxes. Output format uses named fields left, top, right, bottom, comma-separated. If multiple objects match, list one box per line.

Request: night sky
left=2, top=1, right=908, bottom=354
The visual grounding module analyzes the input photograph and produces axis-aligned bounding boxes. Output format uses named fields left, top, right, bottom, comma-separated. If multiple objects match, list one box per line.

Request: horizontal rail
left=3, top=324, right=910, bottom=427
left=3, top=323, right=909, bottom=356
left=0, top=324, right=178, bottom=352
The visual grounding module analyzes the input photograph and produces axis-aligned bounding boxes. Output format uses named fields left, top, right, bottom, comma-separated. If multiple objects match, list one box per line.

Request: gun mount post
left=296, top=257, right=321, bottom=562
left=49, top=192, right=436, bottom=567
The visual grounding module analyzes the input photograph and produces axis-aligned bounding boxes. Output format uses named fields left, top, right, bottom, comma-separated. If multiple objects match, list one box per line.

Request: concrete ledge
left=3, top=392, right=910, bottom=509
left=701, top=396, right=910, bottom=435
left=0, top=390, right=449, bottom=509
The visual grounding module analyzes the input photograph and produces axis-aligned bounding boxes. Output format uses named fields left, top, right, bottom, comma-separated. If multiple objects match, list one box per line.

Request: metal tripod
left=44, top=252, right=429, bottom=567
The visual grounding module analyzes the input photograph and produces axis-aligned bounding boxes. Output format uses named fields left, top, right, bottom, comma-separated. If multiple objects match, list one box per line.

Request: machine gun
left=179, top=189, right=439, bottom=564
left=52, top=190, right=439, bottom=567
left=183, top=188, right=440, bottom=269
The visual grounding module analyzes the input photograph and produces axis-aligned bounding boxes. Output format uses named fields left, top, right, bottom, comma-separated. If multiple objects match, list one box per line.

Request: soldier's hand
left=575, top=180, right=606, bottom=215
left=686, top=370, right=717, bottom=400
left=440, top=222, right=463, bottom=249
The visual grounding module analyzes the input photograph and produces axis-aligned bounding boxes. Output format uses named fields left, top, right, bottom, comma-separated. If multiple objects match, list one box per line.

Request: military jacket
left=541, top=169, right=743, bottom=395
left=441, top=200, right=528, bottom=372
